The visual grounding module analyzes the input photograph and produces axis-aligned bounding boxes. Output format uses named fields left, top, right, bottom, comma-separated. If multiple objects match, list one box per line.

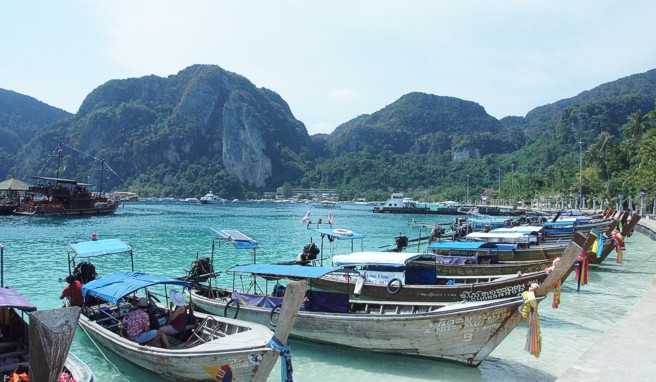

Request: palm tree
left=624, top=112, right=647, bottom=143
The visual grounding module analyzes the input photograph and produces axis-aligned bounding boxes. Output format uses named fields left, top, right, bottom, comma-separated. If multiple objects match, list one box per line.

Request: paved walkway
left=557, top=220, right=656, bottom=382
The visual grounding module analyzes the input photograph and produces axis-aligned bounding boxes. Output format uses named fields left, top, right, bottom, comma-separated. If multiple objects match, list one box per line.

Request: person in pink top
left=123, top=300, right=161, bottom=345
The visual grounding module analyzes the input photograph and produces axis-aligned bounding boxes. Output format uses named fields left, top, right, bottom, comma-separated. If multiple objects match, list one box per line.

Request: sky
left=1, top=1, right=655, bottom=134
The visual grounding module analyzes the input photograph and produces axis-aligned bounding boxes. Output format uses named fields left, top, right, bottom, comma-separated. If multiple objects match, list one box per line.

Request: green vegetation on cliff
left=3, top=66, right=656, bottom=200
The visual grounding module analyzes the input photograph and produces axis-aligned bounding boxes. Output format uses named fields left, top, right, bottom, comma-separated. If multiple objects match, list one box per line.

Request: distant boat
left=183, top=197, right=200, bottom=204
left=13, top=177, right=120, bottom=217
left=373, top=193, right=438, bottom=214
left=232, top=198, right=239, bottom=203
left=200, top=191, right=224, bottom=204
left=313, top=200, right=339, bottom=209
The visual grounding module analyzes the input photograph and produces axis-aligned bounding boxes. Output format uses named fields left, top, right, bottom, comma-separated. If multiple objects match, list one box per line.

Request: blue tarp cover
left=430, top=242, right=518, bottom=251
left=212, top=228, right=258, bottom=249
left=316, top=228, right=365, bottom=240
left=430, top=242, right=486, bottom=250
left=70, top=239, right=131, bottom=258
left=228, top=264, right=339, bottom=279
left=82, top=272, right=190, bottom=304
left=543, top=221, right=575, bottom=227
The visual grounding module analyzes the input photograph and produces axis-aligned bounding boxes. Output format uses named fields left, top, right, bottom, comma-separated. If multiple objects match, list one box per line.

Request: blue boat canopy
left=211, top=228, right=258, bottom=249
left=69, top=239, right=132, bottom=258
left=430, top=242, right=485, bottom=250
left=82, top=272, right=190, bottom=304
left=430, top=241, right=518, bottom=251
left=317, top=228, right=365, bottom=240
left=228, top=264, right=339, bottom=279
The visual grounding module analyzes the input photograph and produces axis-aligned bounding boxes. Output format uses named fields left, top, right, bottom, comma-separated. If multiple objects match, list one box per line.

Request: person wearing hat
left=157, top=290, right=189, bottom=348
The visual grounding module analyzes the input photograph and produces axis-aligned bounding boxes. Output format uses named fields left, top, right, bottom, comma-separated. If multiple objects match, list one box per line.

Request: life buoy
left=333, top=228, right=353, bottom=236
left=269, top=305, right=281, bottom=327
left=386, top=278, right=403, bottom=295
left=223, top=299, right=240, bottom=319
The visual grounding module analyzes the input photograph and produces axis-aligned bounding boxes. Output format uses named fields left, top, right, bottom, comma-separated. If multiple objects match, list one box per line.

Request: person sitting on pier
left=156, top=290, right=189, bottom=348
left=123, top=299, right=163, bottom=347
left=60, top=275, right=83, bottom=307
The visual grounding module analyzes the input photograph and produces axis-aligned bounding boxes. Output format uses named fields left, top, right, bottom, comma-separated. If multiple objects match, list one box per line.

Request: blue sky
left=1, top=1, right=655, bottom=134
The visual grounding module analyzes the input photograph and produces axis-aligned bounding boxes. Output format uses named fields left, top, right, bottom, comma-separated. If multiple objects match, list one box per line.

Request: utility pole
left=466, top=175, right=470, bottom=204
left=578, top=139, right=583, bottom=208
left=498, top=167, right=501, bottom=195
left=511, top=162, right=515, bottom=205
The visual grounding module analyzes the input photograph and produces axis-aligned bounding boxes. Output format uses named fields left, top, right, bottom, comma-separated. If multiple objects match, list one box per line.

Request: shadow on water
left=591, top=266, right=656, bottom=275
left=480, top=358, right=557, bottom=382
left=539, top=316, right=604, bottom=333
left=289, top=339, right=485, bottom=381
left=559, top=286, right=640, bottom=299
left=76, top=331, right=161, bottom=382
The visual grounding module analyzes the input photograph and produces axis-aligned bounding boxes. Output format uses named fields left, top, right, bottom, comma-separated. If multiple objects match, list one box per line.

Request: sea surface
left=1, top=202, right=653, bottom=381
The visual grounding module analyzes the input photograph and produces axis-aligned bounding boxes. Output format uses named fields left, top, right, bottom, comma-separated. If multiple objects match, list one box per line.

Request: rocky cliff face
left=12, top=65, right=311, bottom=196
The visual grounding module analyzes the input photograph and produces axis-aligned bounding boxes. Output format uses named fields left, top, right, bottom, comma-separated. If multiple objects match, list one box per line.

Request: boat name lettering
left=460, top=280, right=539, bottom=302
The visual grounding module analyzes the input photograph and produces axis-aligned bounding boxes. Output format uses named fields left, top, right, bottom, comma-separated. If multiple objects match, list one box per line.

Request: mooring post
left=254, top=280, right=308, bottom=382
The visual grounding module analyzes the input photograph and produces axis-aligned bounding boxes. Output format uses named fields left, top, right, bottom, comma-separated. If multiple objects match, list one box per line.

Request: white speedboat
left=200, top=191, right=224, bottom=204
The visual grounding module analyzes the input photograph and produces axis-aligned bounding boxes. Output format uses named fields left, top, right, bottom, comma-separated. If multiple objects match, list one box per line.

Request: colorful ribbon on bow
left=575, top=249, right=589, bottom=291
left=544, top=257, right=561, bottom=309
left=612, top=229, right=625, bottom=264
left=267, top=336, right=294, bottom=382
left=520, top=284, right=541, bottom=357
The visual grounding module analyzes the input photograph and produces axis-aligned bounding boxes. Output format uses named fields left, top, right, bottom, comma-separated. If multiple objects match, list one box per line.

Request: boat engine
left=297, top=243, right=320, bottom=264
left=187, top=257, right=214, bottom=283
left=394, top=235, right=409, bottom=252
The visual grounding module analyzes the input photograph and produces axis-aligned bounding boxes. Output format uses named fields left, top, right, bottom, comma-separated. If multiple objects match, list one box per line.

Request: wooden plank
left=254, top=280, right=307, bottom=382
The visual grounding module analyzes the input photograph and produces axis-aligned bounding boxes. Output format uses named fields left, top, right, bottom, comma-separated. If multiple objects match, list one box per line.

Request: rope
left=267, top=336, right=293, bottom=382
left=78, top=323, right=131, bottom=381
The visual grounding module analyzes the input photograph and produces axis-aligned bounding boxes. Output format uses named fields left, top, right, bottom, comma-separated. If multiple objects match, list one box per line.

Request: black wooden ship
left=13, top=177, right=119, bottom=216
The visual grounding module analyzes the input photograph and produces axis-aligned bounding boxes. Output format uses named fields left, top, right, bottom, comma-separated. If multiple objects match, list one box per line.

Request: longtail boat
left=67, top=238, right=300, bottom=382
left=0, top=244, right=94, bottom=381
left=189, top=234, right=589, bottom=366
left=309, top=251, right=552, bottom=303
left=80, top=272, right=274, bottom=381
left=431, top=235, right=568, bottom=261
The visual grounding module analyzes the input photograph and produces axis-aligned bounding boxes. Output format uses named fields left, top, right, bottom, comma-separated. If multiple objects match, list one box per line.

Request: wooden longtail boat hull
left=432, top=243, right=567, bottom=261
left=78, top=312, right=272, bottom=381
left=621, top=213, right=641, bottom=237
left=191, top=291, right=525, bottom=366
left=311, top=272, right=548, bottom=303
left=434, top=259, right=552, bottom=276
left=191, top=234, right=588, bottom=366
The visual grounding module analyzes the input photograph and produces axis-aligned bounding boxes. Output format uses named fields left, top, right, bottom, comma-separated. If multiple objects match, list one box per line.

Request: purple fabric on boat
left=305, top=291, right=349, bottom=313
left=232, top=291, right=283, bottom=309
left=434, top=255, right=478, bottom=265
left=0, top=287, right=37, bottom=311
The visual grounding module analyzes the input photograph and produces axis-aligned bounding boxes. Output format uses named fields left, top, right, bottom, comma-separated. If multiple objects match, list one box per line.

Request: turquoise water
left=1, top=202, right=654, bottom=381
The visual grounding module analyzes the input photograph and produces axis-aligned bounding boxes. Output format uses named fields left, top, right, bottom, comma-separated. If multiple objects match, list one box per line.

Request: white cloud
left=328, top=88, right=358, bottom=103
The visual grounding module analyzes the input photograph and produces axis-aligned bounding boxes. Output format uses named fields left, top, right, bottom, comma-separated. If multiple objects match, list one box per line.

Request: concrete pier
left=556, top=219, right=656, bottom=382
